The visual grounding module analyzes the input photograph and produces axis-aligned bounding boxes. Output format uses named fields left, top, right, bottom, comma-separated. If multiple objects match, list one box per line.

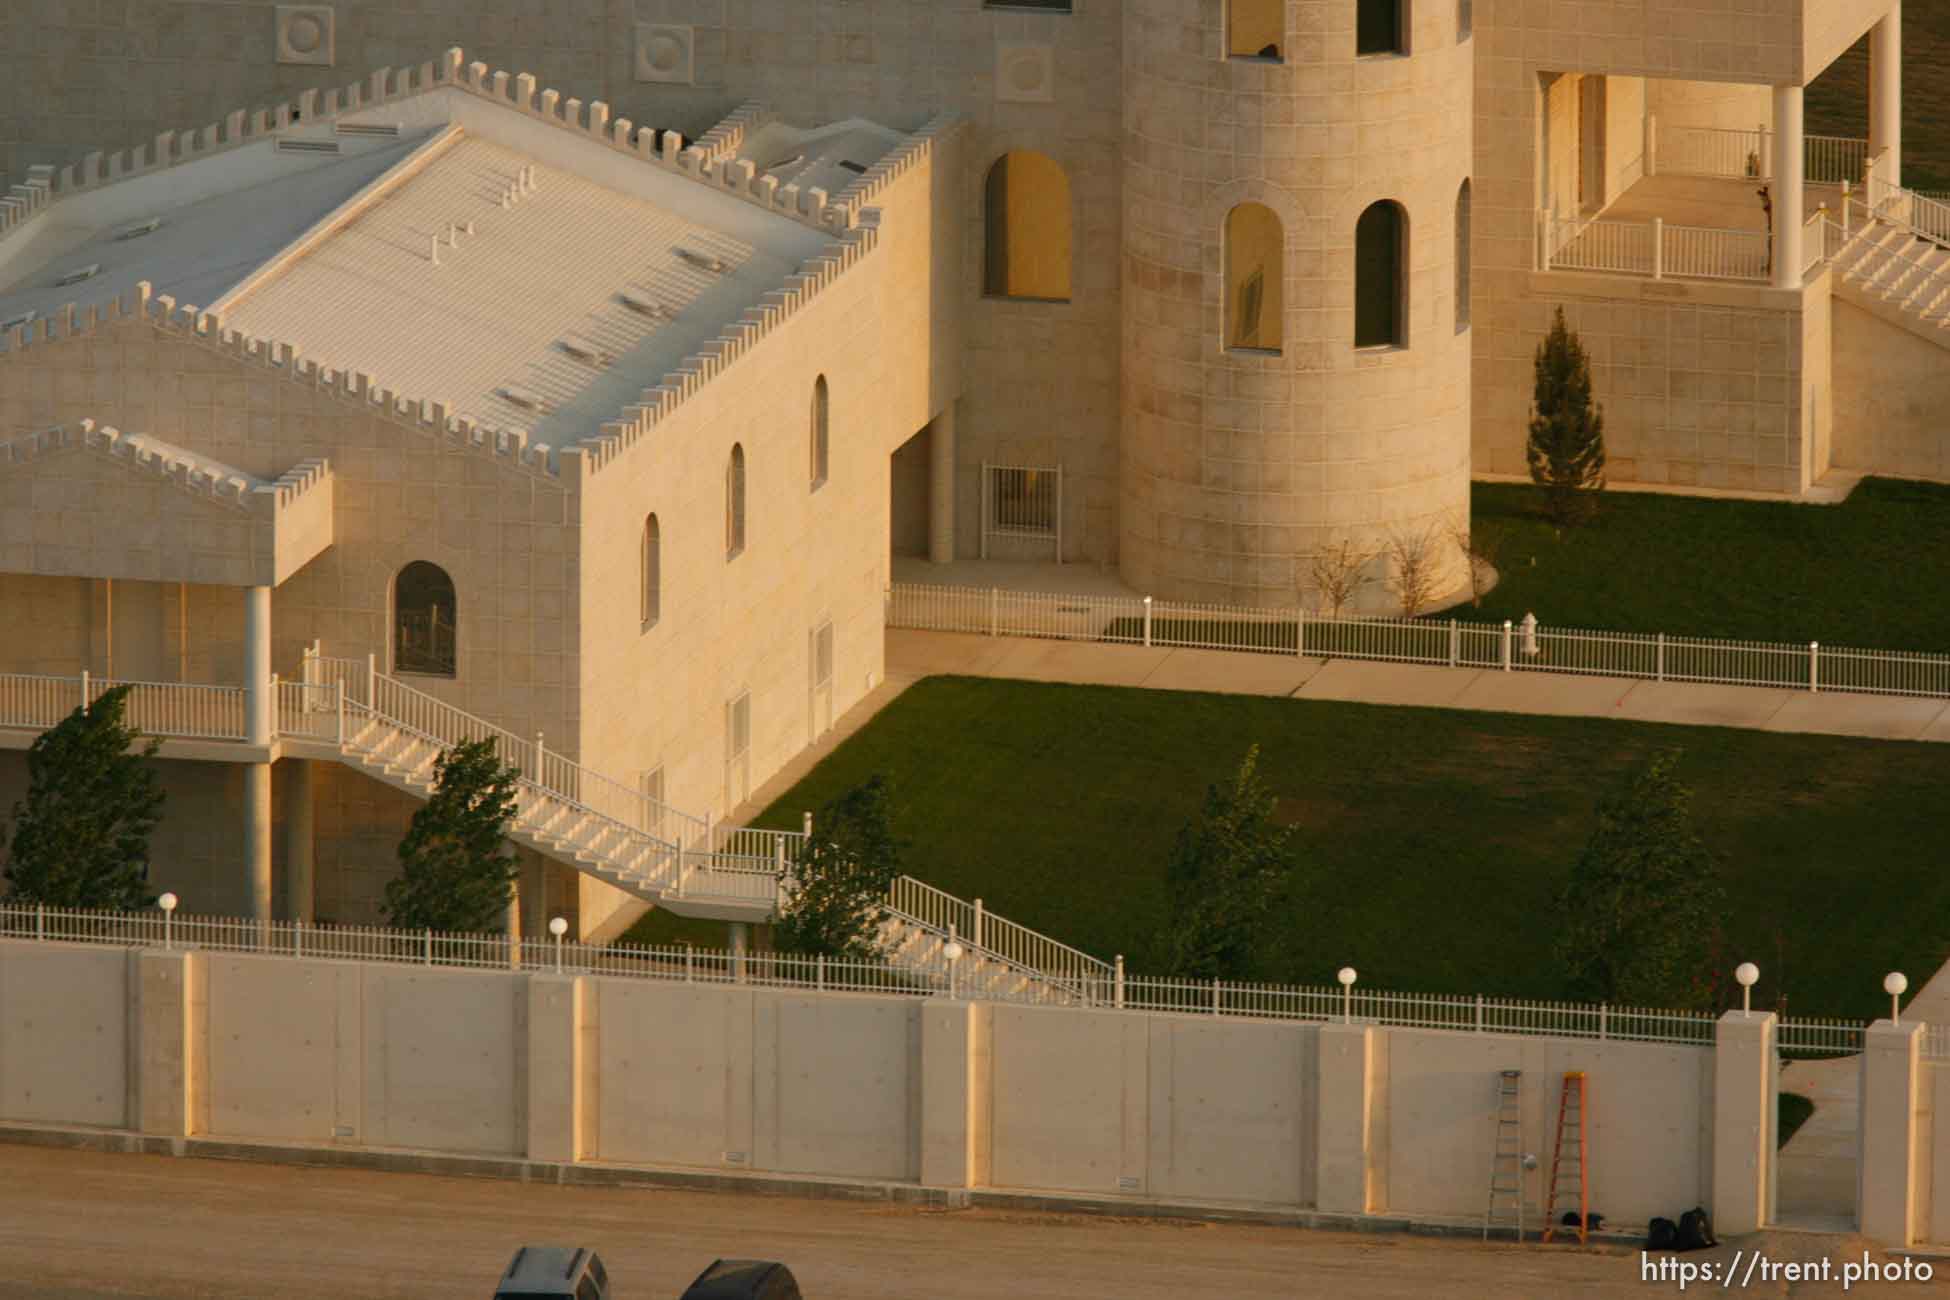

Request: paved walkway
left=888, top=629, right=1950, bottom=743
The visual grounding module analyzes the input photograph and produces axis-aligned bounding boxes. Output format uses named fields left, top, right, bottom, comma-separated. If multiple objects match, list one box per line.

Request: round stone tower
left=1119, top=0, right=1476, bottom=610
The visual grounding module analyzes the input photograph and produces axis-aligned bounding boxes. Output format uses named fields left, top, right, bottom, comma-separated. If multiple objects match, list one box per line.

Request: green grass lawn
left=638, top=676, right=1948, bottom=1023
left=1463, top=479, right=1950, bottom=652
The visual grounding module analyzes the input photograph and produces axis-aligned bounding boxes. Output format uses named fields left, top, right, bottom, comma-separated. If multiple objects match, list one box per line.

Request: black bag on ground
left=1676, top=1207, right=1717, bottom=1251
left=1646, top=1217, right=1678, bottom=1251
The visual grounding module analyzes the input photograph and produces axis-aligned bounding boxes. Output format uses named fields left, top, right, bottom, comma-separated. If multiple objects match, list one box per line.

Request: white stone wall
left=1119, top=0, right=1474, bottom=606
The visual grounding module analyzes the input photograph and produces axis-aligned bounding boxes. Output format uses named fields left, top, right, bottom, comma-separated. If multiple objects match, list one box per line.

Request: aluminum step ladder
left=1484, top=1069, right=1526, bottom=1241
left=1541, top=1071, right=1590, bottom=1244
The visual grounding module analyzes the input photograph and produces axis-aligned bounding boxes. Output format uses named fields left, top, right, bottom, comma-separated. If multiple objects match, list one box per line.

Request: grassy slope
left=706, top=676, right=1949, bottom=1023
left=1466, top=479, right=1950, bottom=651
left=1808, top=14, right=1950, bottom=190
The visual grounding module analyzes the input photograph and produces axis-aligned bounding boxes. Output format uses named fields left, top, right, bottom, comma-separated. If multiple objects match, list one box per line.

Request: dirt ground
left=0, top=1145, right=1938, bottom=1298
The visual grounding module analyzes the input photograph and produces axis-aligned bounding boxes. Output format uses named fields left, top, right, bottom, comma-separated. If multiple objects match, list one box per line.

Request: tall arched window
left=1225, top=202, right=1284, bottom=352
left=726, top=443, right=747, bottom=559
left=1357, top=0, right=1407, bottom=55
left=985, top=151, right=1073, bottom=302
left=394, top=561, right=456, bottom=677
left=641, top=514, right=661, bottom=627
left=810, top=375, right=829, bottom=490
left=1455, top=180, right=1472, bottom=332
left=1355, top=200, right=1408, bottom=349
left=1227, top=0, right=1284, bottom=58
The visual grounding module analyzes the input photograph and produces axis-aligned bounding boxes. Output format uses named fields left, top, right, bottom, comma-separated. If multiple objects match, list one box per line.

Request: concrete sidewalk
left=886, top=630, right=1950, bottom=743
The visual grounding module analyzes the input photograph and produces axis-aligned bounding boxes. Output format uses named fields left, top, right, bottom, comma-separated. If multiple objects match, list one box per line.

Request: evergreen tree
left=774, top=775, right=904, bottom=961
left=384, top=738, right=522, bottom=933
left=1526, top=306, right=1607, bottom=524
left=1158, top=745, right=1299, bottom=982
left=1554, top=749, right=1727, bottom=1009
left=4, top=684, right=164, bottom=909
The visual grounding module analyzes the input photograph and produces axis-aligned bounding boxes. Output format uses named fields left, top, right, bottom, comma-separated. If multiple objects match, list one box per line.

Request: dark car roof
left=681, top=1258, right=801, bottom=1300
left=499, top=1246, right=593, bottom=1293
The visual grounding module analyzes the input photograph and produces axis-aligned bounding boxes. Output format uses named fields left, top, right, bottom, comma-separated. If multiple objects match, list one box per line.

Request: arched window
left=394, top=561, right=456, bottom=677
left=1224, top=202, right=1284, bottom=352
left=641, top=514, right=661, bottom=627
left=810, top=375, right=829, bottom=490
left=1455, top=180, right=1472, bottom=332
left=1227, top=0, right=1284, bottom=58
left=1357, top=0, right=1407, bottom=55
left=726, top=443, right=747, bottom=559
left=1355, top=200, right=1407, bottom=349
left=984, top=151, right=1072, bottom=302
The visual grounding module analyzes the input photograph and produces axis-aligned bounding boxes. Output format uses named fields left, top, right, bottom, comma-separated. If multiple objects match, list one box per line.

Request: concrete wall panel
left=769, top=995, right=917, bottom=1182
left=203, top=953, right=346, bottom=1141
left=594, top=979, right=747, bottom=1169
left=0, top=942, right=129, bottom=1128
left=361, top=966, right=522, bottom=1155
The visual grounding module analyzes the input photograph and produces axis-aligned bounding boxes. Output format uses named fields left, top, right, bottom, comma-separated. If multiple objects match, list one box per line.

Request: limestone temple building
left=0, top=2, right=1933, bottom=937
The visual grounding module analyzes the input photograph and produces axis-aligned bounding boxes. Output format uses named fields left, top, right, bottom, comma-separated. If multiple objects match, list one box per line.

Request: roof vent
left=276, top=138, right=342, bottom=155
left=619, top=290, right=667, bottom=318
left=115, top=218, right=164, bottom=241
left=336, top=122, right=402, bottom=137
left=838, top=160, right=868, bottom=174
left=558, top=334, right=612, bottom=367
left=498, top=386, right=548, bottom=413
left=676, top=248, right=727, bottom=274
left=56, top=263, right=102, bottom=287
left=1, top=310, right=37, bottom=332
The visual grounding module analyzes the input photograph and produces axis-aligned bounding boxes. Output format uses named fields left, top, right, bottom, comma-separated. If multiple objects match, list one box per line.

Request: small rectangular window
left=1357, top=0, right=1406, bottom=55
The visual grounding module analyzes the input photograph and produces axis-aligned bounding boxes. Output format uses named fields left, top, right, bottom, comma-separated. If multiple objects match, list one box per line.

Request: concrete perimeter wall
left=0, top=939, right=1776, bottom=1232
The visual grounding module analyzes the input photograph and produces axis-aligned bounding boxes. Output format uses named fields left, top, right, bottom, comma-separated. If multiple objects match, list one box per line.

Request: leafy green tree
left=1554, top=749, right=1727, bottom=1009
left=1526, top=306, right=1607, bottom=525
left=774, top=775, right=904, bottom=960
left=384, top=738, right=522, bottom=933
left=4, top=684, right=164, bottom=909
left=1158, top=745, right=1300, bottom=981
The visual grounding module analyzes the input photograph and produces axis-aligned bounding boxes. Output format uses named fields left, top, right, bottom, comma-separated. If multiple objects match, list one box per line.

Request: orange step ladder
left=1540, top=1071, right=1590, bottom=1244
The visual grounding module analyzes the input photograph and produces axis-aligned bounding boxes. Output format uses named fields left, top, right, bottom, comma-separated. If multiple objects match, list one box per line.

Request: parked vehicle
left=679, top=1259, right=803, bottom=1299
left=493, top=1246, right=609, bottom=1300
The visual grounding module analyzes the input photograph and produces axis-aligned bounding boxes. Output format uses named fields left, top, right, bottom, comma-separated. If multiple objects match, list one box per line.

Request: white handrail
left=886, top=875, right=1113, bottom=993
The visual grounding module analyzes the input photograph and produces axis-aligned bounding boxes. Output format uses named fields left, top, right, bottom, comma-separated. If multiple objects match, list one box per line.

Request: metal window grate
left=980, top=462, right=1063, bottom=562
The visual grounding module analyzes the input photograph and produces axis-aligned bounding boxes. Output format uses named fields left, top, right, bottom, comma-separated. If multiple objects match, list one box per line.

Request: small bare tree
left=1303, top=540, right=1376, bottom=619
left=1385, top=525, right=1443, bottom=619
left=1444, top=514, right=1505, bottom=609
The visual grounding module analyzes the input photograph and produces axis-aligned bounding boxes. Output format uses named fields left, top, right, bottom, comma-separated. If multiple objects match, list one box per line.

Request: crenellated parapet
left=578, top=221, right=882, bottom=478
left=825, top=114, right=963, bottom=229
left=0, top=282, right=569, bottom=485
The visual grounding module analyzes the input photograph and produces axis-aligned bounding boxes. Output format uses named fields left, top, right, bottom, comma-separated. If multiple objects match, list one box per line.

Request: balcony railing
left=0, top=672, right=247, bottom=742
left=1545, top=213, right=1771, bottom=283
left=1653, top=120, right=1868, bottom=187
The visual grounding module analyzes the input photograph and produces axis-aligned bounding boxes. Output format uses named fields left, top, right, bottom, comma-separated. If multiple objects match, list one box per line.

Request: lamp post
left=1338, top=966, right=1358, bottom=1024
left=159, top=892, right=178, bottom=951
left=549, top=916, right=568, bottom=975
left=943, top=928, right=965, bottom=1000
left=1886, top=971, right=1908, bottom=1025
left=1735, top=962, right=1759, bottom=1016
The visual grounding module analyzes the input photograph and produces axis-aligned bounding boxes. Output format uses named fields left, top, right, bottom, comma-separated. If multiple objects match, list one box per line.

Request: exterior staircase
left=291, top=649, right=1115, bottom=1003
left=1831, top=184, right=1950, bottom=346
left=293, top=650, right=795, bottom=921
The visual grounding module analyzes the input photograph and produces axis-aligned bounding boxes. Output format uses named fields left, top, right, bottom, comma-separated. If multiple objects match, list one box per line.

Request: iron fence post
left=80, top=669, right=90, bottom=711
left=1475, top=993, right=1484, bottom=1033
left=424, top=928, right=432, bottom=965
left=817, top=954, right=825, bottom=992
left=989, top=586, right=999, bottom=637
left=1142, top=596, right=1153, bottom=648
left=336, top=680, right=346, bottom=744
left=973, top=897, right=984, bottom=950
left=1810, top=641, right=1820, bottom=693
left=1600, top=1004, right=1609, bottom=1040
left=1295, top=607, right=1305, bottom=657
left=1115, top=954, right=1125, bottom=1009
left=1212, top=977, right=1220, bottom=1016
left=1449, top=619, right=1459, bottom=668
left=35, top=903, right=44, bottom=942
left=1501, top=620, right=1513, bottom=672
left=1657, top=632, right=1666, bottom=682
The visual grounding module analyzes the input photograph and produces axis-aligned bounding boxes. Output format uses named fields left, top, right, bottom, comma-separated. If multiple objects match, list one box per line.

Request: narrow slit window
left=726, top=444, right=747, bottom=559
left=1356, top=200, right=1408, bottom=349
left=810, top=376, right=830, bottom=490
left=641, top=513, right=661, bottom=627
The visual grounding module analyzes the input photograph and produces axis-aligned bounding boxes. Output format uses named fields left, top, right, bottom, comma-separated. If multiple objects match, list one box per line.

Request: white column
left=244, top=585, right=272, bottom=744
left=1712, top=1010, right=1776, bottom=1236
left=243, top=585, right=273, bottom=924
left=1771, top=85, right=1804, bottom=291
left=1859, top=1019, right=1923, bottom=1246
left=1871, top=3, right=1902, bottom=188
left=928, top=406, right=957, bottom=565
left=285, top=759, right=315, bottom=923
